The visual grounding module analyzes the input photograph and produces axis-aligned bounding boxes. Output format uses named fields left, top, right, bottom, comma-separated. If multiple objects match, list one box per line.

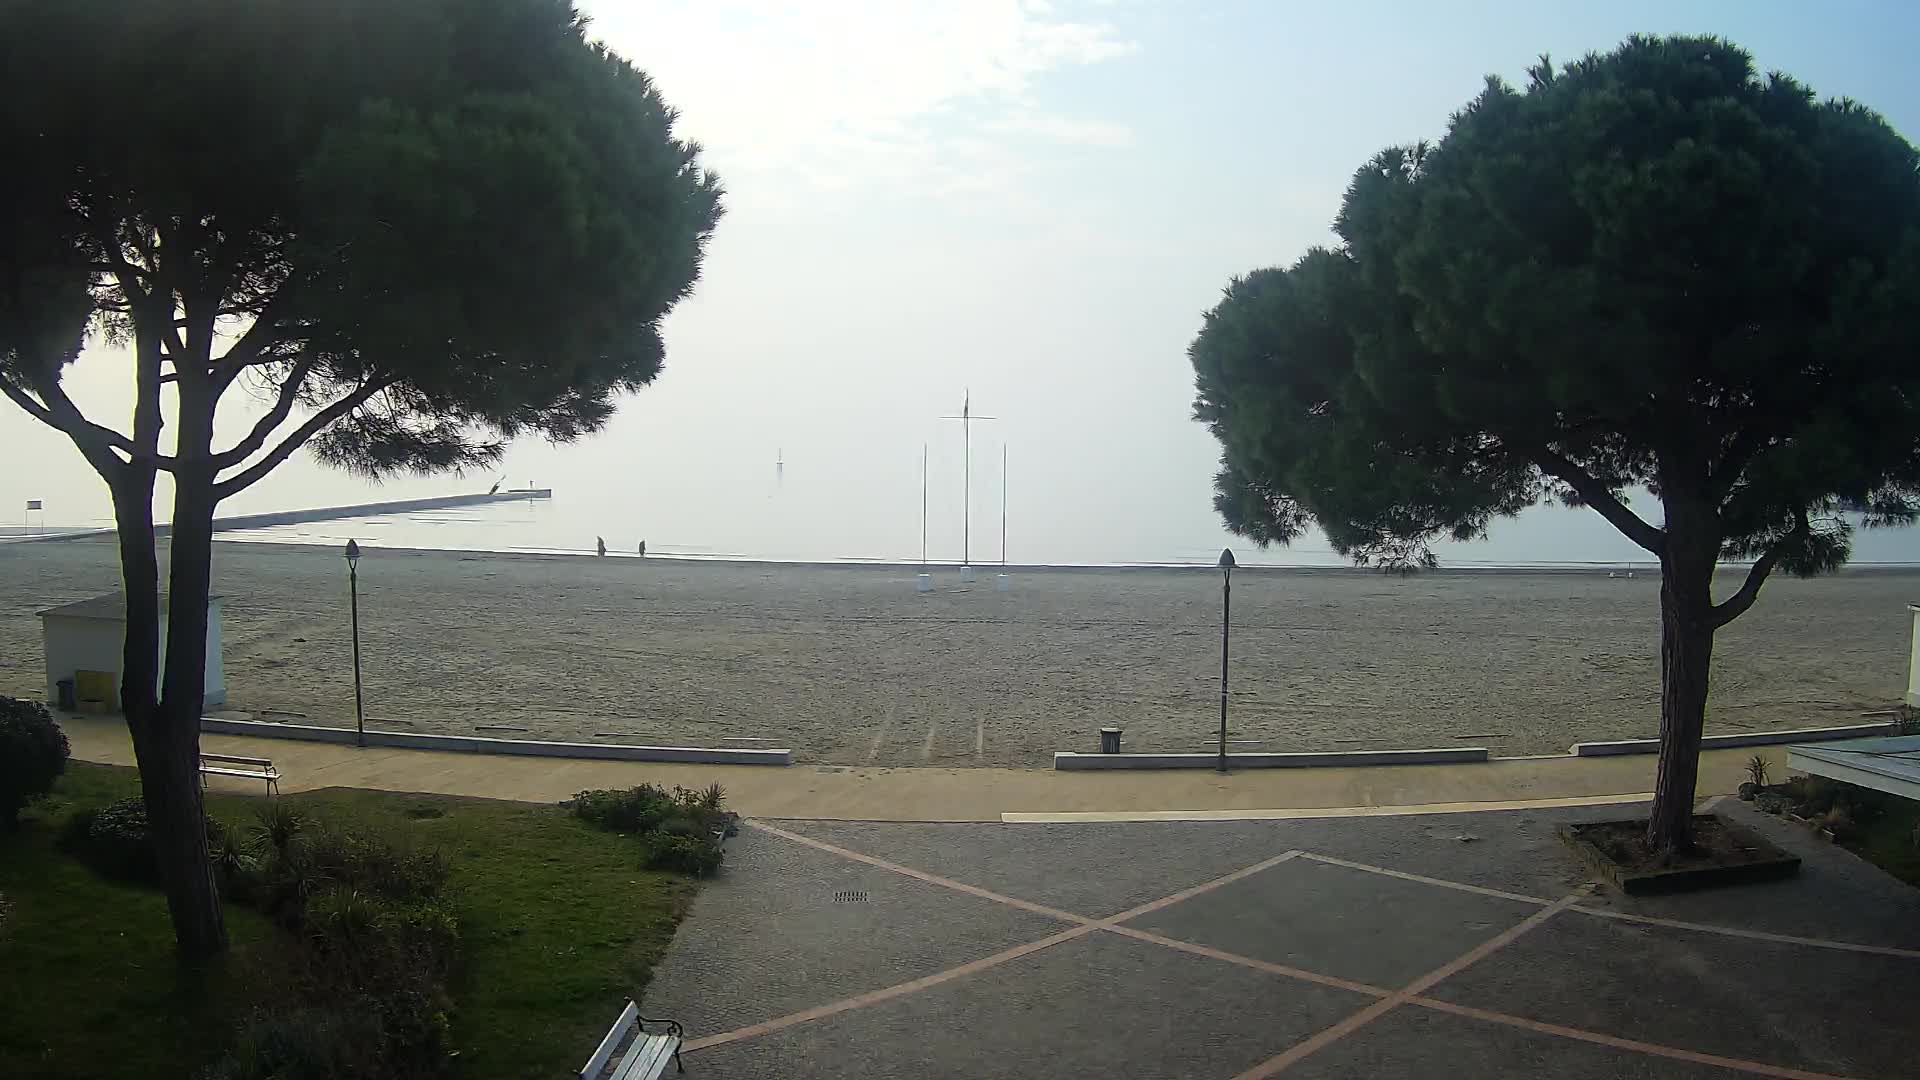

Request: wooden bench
left=198, top=753, right=280, bottom=796
left=581, top=1000, right=683, bottom=1079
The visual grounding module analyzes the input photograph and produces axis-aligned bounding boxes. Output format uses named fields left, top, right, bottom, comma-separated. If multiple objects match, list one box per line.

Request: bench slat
left=612, top=1034, right=677, bottom=1080
left=201, top=753, right=274, bottom=767
left=580, top=1001, right=640, bottom=1080
left=200, top=766, right=276, bottom=779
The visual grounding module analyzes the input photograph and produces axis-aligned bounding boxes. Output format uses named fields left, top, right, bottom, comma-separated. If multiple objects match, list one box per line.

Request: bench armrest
left=636, top=1016, right=683, bottom=1040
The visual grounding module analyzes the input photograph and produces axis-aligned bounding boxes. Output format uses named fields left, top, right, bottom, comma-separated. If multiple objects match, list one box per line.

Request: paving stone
left=1290, top=1004, right=1748, bottom=1080
left=1127, top=855, right=1543, bottom=988
left=1572, top=802, right=1920, bottom=950
left=677, top=930, right=1373, bottom=1079
left=642, top=828, right=1065, bottom=1037
left=648, top=811, right=1920, bottom=1079
left=785, top=818, right=1306, bottom=918
left=1427, top=911, right=1917, bottom=1078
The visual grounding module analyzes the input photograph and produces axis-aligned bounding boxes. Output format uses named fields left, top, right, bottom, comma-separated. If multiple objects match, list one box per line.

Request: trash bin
left=55, top=677, right=77, bottom=712
left=1100, top=727, right=1122, bottom=754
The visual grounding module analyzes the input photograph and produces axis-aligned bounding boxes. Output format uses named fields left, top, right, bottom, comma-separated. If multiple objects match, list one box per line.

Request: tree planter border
left=1557, top=815, right=1801, bottom=895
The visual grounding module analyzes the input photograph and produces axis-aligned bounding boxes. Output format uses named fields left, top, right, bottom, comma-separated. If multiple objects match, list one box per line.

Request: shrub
left=211, top=820, right=460, bottom=1080
left=1820, top=806, right=1858, bottom=843
left=60, top=795, right=241, bottom=886
left=64, top=796, right=158, bottom=881
left=566, top=784, right=680, bottom=833
left=253, top=801, right=306, bottom=854
left=207, top=820, right=262, bottom=893
left=1744, top=754, right=1770, bottom=788
left=252, top=827, right=448, bottom=924
left=201, top=1008, right=385, bottom=1080
left=0, top=697, right=68, bottom=828
left=642, top=833, right=723, bottom=877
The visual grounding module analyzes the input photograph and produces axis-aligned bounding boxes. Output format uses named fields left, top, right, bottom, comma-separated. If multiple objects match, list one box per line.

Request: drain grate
left=833, top=889, right=870, bottom=903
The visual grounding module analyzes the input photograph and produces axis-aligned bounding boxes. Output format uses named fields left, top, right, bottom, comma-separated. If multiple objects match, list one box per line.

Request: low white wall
left=199, top=717, right=793, bottom=765
left=1053, top=747, right=1490, bottom=771
left=1571, top=721, right=1897, bottom=757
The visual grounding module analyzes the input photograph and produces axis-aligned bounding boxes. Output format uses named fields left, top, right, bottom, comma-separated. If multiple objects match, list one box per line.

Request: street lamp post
left=345, top=540, right=364, bottom=748
left=1217, top=547, right=1235, bottom=773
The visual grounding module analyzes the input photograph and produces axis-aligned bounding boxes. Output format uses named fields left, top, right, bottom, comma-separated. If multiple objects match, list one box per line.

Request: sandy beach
left=0, top=537, right=1910, bottom=766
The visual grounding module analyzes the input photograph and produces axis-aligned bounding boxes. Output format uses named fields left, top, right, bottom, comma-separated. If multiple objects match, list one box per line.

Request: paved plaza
left=644, top=802, right=1920, bottom=1079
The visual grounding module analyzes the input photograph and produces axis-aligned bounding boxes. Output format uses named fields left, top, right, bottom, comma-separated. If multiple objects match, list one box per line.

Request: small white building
left=38, top=592, right=226, bottom=711
left=1909, top=603, right=1920, bottom=708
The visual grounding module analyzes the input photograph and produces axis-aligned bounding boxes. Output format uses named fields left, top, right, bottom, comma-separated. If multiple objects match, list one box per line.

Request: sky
left=6, top=1, right=1920, bottom=564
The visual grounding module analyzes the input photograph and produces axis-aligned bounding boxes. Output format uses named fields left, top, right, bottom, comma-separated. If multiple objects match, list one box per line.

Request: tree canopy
left=1, top=0, right=723, bottom=485
left=1194, top=35, right=1920, bottom=582
left=0, top=0, right=722, bottom=954
left=1190, top=34, right=1920, bottom=848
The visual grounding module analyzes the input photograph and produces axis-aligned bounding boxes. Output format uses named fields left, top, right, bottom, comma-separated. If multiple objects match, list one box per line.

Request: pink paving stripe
left=1410, top=998, right=1862, bottom=1080
left=720, top=822, right=1898, bottom=1080
left=747, top=820, right=1091, bottom=925
left=1230, top=888, right=1592, bottom=1079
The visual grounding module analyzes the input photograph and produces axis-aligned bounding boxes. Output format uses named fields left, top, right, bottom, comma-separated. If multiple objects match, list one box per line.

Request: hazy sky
left=6, top=1, right=1920, bottom=564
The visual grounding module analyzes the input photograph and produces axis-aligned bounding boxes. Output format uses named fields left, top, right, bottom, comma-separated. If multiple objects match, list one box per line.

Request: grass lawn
left=1843, top=790, right=1920, bottom=888
left=0, top=763, right=696, bottom=1079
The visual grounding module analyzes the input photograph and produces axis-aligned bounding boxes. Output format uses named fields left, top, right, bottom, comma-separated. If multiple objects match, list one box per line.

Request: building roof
left=37, top=592, right=222, bottom=621
left=1787, top=735, right=1920, bottom=802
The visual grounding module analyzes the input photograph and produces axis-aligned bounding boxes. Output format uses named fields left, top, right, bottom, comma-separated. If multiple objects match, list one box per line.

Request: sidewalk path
left=61, top=715, right=1771, bottom=821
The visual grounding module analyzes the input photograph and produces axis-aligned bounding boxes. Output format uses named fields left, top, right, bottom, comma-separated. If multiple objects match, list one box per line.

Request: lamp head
left=344, top=539, right=361, bottom=566
left=1218, top=547, right=1236, bottom=570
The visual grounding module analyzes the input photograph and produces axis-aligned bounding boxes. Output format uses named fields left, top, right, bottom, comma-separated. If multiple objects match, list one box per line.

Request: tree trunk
left=153, top=389, right=228, bottom=957
left=112, top=463, right=226, bottom=955
left=1646, top=504, right=1719, bottom=853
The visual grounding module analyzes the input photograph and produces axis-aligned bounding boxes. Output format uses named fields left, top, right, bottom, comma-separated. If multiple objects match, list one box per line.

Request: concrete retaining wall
left=1571, top=721, right=1898, bottom=757
left=1053, top=747, right=1489, bottom=771
left=199, top=717, right=792, bottom=765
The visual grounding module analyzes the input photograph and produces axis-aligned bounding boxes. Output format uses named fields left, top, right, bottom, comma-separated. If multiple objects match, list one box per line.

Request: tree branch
left=1710, top=429, right=1768, bottom=501
left=1532, top=447, right=1666, bottom=555
left=0, top=371, right=173, bottom=470
left=212, top=378, right=393, bottom=500
left=1710, top=519, right=1803, bottom=629
left=211, top=355, right=317, bottom=468
left=0, top=374, right=130, bottom=478
left=210, top=291, right=297, bottom=392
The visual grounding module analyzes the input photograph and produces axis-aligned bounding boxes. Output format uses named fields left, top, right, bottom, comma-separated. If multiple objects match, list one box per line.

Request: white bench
left=582, top=1001, right=683, bottom=1079
left=198, top=752, right=280, bottom=796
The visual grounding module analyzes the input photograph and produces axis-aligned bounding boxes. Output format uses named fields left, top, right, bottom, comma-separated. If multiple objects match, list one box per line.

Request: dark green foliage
left=565, top=784, right=679, bottom=833
left=569, top=784, right=730, bottom=874
left=1191, top=34, right=1920, bottom=846
left=1193, top=35, right=1920, bottom=573
left=0, top=0, right=723, bottom=481
left=4, top=764, right=696, bottom=1080
left=642, top=833, right=724, bottom=877
left=62, top=797, right=157, bottom=881
left=211, top=830, right=458, bottom=1077
left=63, top=797, right=239, bottom=885
left=0, top=697, right=68, bottom=827
left=246, top=827, right=449, bottom=925
left=254, top=801, right=308, bottom=855
left=0, top=0, right=722, bottom=953
left=201, top=1009, right=387, bottom=1080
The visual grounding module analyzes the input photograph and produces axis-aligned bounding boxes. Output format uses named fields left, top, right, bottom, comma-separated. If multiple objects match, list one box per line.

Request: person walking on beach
left=596, top=536, right=606, bottom=557
left=638, top=540, right=647, bottom=558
